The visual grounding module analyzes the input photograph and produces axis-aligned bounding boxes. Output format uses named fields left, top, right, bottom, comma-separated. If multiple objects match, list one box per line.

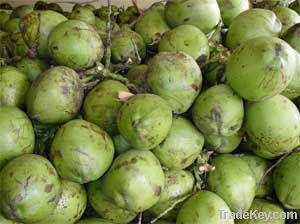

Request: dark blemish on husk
left=45, top=184, right=53, bottom=193
left=62, top=86, right=69, bottom=95
left=197, top=55, right=207, bottom=65
left=48, top=195, right=57, bottom=203
left=112, top=157, right=138, bottom=170
left=154, top=185, right=162, bottom=196
left=15, top=194, right=23, bottom=202
left=191, top=83, right=200, bottom=91
left=275, top=44, right=282, bottom=57
left=183, top=18, right=190, bottom=22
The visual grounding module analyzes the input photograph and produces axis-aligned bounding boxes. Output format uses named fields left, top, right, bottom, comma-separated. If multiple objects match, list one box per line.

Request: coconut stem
left=150, top=193, right=193, bottom=224
left=138, top=212, right=143, bottom=224
left=105, top=0, right=112, bottom=69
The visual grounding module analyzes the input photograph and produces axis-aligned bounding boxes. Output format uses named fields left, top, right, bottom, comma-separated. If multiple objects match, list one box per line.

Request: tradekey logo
left=220, top=209, right=298, bottom=221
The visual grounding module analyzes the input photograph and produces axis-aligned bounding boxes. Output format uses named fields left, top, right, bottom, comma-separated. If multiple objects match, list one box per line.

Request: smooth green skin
left=126, top=64, right=148, bottom=90
left=235, top=199, right=285, bottom=224
left=76, top=219, right=115, bottom=224
left=0, top=154, right=61, bottom=223
left=10, top=5, right=33, bottom=19
left=226, top=9, right=282, bottom=49
left=113, top=135, right=131, bottom=156
left=240, top=155, right=273, bottom=198
left=0, top=106, right=34, bottom=169
left=176, top=190, right=234, bottom=224
left=282, top=51, right=300, bottom=99
left=134, top=3, right=170, bottom=47
left=35, top=180, right=87, bottom=224
left=0, top=66, right=30, bottom=107
left=16, top=57, right=48, bottom=81
left=3, top=18, right=20, bottom=34
left=83, top=80, right=129, bottom=136
left=88, top=180, right=137, bottom=224
left=48, top=20, right=104, bottom=70
left=282, top=23, right=300, bottom=53
left=158, top=25, right=209, bottom=61
left=26, top=66, right=83, bottom=124
left=147, top=51, right=202, bottom=114
left=117, top=94, right=172, bottom=150
left=204, top=131, right=242, bottom=153
left=273, top=152, right=300, bottom=209
left=111, top=29, right=146, bottom=65
left=165, top=0, right=221, bottom=34
left=273, top=7, right=300, bottom=34
left=20, top=10, right=67, bottom=58
left=70, top=6, right=96, bottom=25
left=50, top=119, right=114, bottom=184
left=225, top=36, right=297, bottom=101
left=217, top=0, right=250, bottom=27
left=192, top=84, right=244, bottom=136
left=153, top=116, right=204, bottom=169
left=102, top=150, right=165, bottom=213
left=245, top=95, right=300, bottom=159
left=0, top=11, right=10, bottom=29
left=256, top=0, right=294, bottom=8
left=149, top=170, right=195, bottom=220
left=207, top=155, right=256, bottom=212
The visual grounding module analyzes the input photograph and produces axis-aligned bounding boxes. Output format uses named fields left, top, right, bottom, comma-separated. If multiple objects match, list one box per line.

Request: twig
left=138, top=212, right=143, bottom=224
left=150, top=194, right=192, bottom=224
left=131, top=39, right=141, bottom=64
left=258, top=148, right=300, bottom=186
left=105, top=0, right=112, bottom=68
left=132, top=0, right=141, bottom=14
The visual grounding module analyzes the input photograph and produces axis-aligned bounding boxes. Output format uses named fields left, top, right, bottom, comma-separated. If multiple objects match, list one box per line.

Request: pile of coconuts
left=1, top=0, right=300, bottom=223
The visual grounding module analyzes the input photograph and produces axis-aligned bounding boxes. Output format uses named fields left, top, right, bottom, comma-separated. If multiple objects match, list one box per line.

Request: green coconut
left=88, top=179, right=137, bottom=224
left=225, top=36, right=297, bottom=101
left=245, top=94, right=300, bottom=159
left=158, top=24, right=209, bottom=62
left=225, top=8, right=282, bottom=49
left=111, top=28, right=146, bottom=65
left=50, top=119, right=114, bottom=184
left=26, top=66, right=83, bottom=124
left=235, top=199, right=285, bottom=224
left=20, top=10, right=67, bottom=58
left=273, top=7, right=300, bottom=34
left=112, top=134, right=131, bottom=156
left=0, top=11, right=10, bottom=29
left=204, top=131, right=243, bottom=153
left=217, top=0, right=250, bottom=27
left=240, top=154, right=273, bottom=197
left=117, top=94, right=173, bottom=150
left=126, top=64, right=148, bottom=91
left=149, top=170, right=195, bottom=221
left=48, top=20, right=104, bottom=70
left=0, top=66, right=30, bottom=107
left=35, top=180, right=87, bottom=224
left=146, top=51, right=202, bottom=114
left=95, top=17, right=120, bottom=42
left=16, top=57, right=49, bottom=81
left=176, top=190, right=234, bottom=224
left=83, top=80, right=129, bottom=136
left=273, top=152, right=300, bottom=209
left=282, top=23, right=300, bottom=53
left=153, top=116, right=204, bottom=169
left=70, top=6, right=96, bottom=25
left=192, top=84, right=244, bottom=136
left=165, top=0, right=221, bottom=34
left=10, top=5, right=34, bottom=19
left=101, top=150, right=165, bottom=213
left=134, top=3, right=170, bottom=47
left=0, top=154, right=61, bottom=223
left=0, top=106, right=35, bottom=169
left=207, top=154, right=256, bottom=212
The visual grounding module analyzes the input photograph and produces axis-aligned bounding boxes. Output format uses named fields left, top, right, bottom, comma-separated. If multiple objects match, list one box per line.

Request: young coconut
left=34, top=180, right=87, bottom=224
left=0, top=106, right=35, bottom=169
left=225, top=9, right=282, bottom=49
left=146, top=51, right=202, bottom=114
left=273, top=152, right=300, bottom=209
left=0, top=154, right=61, bottom=223
left=16, top=57, right=49, bottom=81
left=0, top=66, right=30, bottom=107
left=164, top=0, right=221, bottom=34
left=207, top=154, right=256, bottom=212
left=225, top=36, right=297, bottom=101
left=10, top=5, right=34, bottom=19
left=245, top=95, right=300, bottom=159
left=50, top=119, right=114, bottom=184
left=192, top=84, right=244, bottom=136
left=48, top=20, right=104, bottom=70
left=117, top=94, right=173, bottom=150
left=273, top=7, right=300, bottom=34
left=69, top=6, right=96, bottom=25
left=88, top=179, right=137, bottom=224
left=153, top=116, right=204, bottom=169
left=101, top=150, right=165, bottom=213
left=176, top=190, right=234, bottom=224
left=20, top=10, right=67, bottom=58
